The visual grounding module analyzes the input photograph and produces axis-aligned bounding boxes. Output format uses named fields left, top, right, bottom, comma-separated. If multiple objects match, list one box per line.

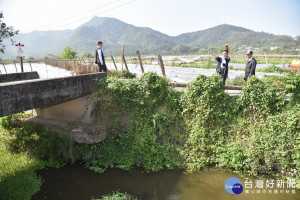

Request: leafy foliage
left=237, top=76, right=287, bottom=119
left=256, top=65, right=293, bottom=73
left=180, top=74, right=299, bottom=178
left=180, top=75, right=236, bottom=170
left=74, top=72, right=185, bottom=172
left=0, top=13, right=19, bottom=53
left=107, top=70, right=137, bottom=79
left=92, top=191, right=137, bottom=200
left=0, top=113, right=66, bottom=168
left=60, top=46, right=77, bottom=59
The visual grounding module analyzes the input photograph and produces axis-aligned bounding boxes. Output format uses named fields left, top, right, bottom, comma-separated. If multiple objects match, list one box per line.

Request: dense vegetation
left=0, top=71, right=299, bottom=199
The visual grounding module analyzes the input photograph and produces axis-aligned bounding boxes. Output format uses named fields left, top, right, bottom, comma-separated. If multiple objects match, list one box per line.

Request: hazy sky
left=0, top=0, right=299, bottom=37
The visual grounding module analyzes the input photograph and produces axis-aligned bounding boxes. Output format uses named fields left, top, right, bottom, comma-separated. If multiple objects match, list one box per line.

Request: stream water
left=33, top=165, right=299, bottom=200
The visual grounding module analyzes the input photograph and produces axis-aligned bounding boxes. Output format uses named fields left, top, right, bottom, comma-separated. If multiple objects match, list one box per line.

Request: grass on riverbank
left=0, top=143, right=44, bottom=200
left=0, top=113, right=67, bottom=200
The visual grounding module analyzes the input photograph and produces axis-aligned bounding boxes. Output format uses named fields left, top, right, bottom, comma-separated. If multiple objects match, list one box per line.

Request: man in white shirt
left=95, top=41, right=107, bottom=72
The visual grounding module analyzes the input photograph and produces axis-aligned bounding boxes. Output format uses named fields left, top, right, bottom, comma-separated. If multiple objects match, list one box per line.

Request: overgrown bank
left=0, top=72, right=299, bottom=199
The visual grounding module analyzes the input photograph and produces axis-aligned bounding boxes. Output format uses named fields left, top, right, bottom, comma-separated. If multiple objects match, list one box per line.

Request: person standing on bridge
left=244, top=50, right=256, bottom=81
left=95, top=41, right=107, bottom=72
left=215, top=50, right=230, bottom=85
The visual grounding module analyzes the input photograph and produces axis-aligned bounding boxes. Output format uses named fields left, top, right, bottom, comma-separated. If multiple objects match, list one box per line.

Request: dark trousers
left=98, top=63, right=107, bottom=72
left=221, top=73, right=227, bottom=85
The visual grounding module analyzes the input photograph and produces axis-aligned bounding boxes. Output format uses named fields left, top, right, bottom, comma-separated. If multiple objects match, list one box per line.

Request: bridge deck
left=0, top=73, right=106, bottom=117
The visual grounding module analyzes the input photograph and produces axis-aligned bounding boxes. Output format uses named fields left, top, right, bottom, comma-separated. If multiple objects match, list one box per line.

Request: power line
left=48, top=0, right=138, bottom=30
left=36, top=0, right=124, bottom=29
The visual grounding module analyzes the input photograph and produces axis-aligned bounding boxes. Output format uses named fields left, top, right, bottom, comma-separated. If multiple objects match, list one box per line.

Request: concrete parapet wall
left=0, top=71, right=39, bottom=83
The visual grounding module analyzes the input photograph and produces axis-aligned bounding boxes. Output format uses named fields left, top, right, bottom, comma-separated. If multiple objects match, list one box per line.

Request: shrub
left=92, top=191, right=137, bottom=200
left=0, top=144, right=44, bottom=200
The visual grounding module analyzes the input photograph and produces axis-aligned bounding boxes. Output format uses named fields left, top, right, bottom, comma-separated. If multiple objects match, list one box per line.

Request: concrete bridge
left=0, top=72, right=106, bottom=117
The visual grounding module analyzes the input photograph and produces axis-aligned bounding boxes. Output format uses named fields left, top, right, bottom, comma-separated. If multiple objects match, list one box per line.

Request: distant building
left=47, top=53, right=57, bottom=58
left=270, top=47, right=279, bottom=51
left=238, top=45, right=254, bottom=52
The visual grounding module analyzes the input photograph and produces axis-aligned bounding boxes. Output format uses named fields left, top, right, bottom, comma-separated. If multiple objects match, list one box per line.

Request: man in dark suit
left=95, top=41, right=107, bottom=72
left=244, top=50, right=256, bottom=81
left=215, top=50, right=230, bottom=85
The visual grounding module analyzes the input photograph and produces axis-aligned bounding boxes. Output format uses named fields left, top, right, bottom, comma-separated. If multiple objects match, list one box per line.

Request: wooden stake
left=121, top=45, right=124, bottom=71
left=122, top=55, right=129, bottom=71
left=158, top=55, right=166, bottom=77
left=20, top=57, right=24, bottom=72
left=110, top=55, right=118, bottom=70
left=225, top=44, right=229, bottom=52
left=136, top=50, right=144, bottom=73
left=121, top=45, right=129, bottom=71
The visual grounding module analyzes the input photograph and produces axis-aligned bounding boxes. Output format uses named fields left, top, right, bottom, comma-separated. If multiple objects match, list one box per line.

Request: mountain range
left=2, top=16, right=300, bottom=58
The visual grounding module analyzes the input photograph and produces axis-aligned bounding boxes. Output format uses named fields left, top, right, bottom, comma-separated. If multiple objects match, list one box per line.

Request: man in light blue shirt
left=95, top=41, right=107, bottom=72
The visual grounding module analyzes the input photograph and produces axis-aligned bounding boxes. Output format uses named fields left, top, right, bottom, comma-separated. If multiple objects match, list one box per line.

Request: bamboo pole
left=121, top=45, right=124, bottom=71
left=158, top=55, right=166, bottom=77
left=122, top=55, right=129, bottom=71
left=110, top=55, right=118, bottom=70
left=136, top=50, right=144, bottom=73
left=20, top=57, right=24, bottom=72
left=121, top=45, right=129, bottom=71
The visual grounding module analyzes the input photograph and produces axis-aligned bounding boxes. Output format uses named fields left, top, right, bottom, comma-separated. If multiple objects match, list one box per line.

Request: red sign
left=15, top=43, right=24, bottom=47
